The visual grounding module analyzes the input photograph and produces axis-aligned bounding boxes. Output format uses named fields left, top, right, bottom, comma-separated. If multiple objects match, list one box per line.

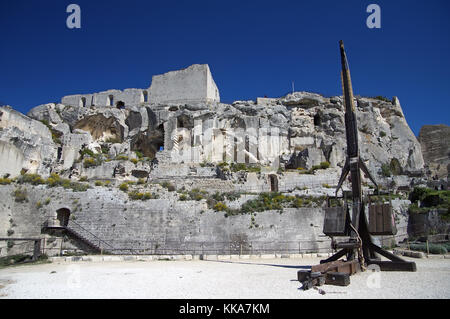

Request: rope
left=349, top=222, right=366, bottom=271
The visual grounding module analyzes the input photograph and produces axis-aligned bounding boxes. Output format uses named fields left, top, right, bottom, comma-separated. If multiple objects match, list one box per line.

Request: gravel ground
left=0, top=256, right=449, bottom=299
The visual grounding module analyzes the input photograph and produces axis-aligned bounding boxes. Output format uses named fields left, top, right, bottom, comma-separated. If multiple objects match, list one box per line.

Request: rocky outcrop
left=2, top=90, right=426, bottom=184
left=418, top=124, right=450, bottom=179
left=0, top=106, right=57, bottom=176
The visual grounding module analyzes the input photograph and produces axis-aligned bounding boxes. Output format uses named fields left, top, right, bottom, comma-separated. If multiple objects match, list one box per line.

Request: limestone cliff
left=0, top=90, right=433, bottom=258
left=418, top=124, right=450, bottom=180
left=0, top=90, right=426, bottom=187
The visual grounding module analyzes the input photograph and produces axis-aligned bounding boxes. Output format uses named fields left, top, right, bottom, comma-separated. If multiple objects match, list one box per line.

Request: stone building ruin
left=61, top=64, right=220, bottom=108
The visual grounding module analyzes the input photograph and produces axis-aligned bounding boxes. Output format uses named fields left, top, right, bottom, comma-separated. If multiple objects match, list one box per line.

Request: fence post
left=426, top=240, right=429, bottom=257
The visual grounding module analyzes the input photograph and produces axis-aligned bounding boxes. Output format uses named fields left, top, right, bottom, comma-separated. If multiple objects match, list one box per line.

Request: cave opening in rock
left=108, top=95, right=114, bottom=106
left=131, top=123, right=165, bottom=159
left=80, top=97, right=86, bottom=107
left=116, top=101, right=125, bottom=109
left=314, top=113, right=321, bottom=126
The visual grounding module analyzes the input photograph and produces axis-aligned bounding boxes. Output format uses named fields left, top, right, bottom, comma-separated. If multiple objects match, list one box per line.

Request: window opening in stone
left=143, top=90, right=148, bottom=103
left=116, top=101, right=125, bottom=109
left=269, top=174, right=279, bottom=192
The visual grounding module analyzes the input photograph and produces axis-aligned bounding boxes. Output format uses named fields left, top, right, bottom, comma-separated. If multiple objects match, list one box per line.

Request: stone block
left=202, top=255, right=218, bottom=261
left=218, top=255, right=231, bottom=260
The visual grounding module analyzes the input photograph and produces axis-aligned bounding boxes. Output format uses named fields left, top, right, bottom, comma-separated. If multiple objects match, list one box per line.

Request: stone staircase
left=65, top=220, right=115, bottom=253
left=43, top=218, right=115, bottom=254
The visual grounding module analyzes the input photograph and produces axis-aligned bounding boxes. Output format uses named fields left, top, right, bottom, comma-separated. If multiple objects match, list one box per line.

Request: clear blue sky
left=1, top=0, right=449, bottom=135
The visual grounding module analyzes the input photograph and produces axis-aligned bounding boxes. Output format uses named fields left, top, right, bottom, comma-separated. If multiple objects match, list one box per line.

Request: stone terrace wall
left=0, top=185, right=329, bottom=256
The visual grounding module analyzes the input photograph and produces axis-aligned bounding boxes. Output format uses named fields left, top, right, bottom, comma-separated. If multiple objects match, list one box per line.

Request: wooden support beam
left=320, top=248, right=347, bottom=264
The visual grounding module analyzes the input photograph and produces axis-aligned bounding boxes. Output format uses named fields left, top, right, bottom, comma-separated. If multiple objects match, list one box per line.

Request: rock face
left=0, top=106, right=57, bottom=176
left=418, top=124, right=450, bottom=179
left=2, top=90, right=425, bottom=184
left=0, top=64, right=433, bottom=257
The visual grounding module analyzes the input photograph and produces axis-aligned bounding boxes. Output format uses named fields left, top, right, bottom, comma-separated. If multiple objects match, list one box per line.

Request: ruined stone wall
left=0, top=185, right=46, bottom=257
left=62, top=89, right=148, bottom=108
left=149, top=64, right=220, bottom=105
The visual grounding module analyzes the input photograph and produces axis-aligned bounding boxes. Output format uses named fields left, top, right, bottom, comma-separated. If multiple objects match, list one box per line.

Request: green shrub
left=101, top=145, right=110, bottom=154
left=79, top=176, right=88, bottom=182
left=213, top=202, right=228, bottom=212
left=408, top=187, right=450, bottom=215
left=115, top=155, right=129, bottom=161
left=373, top=96, right=391, bottom=103
left=0, top=177, right=12, bottom=185
left=188, top=188, right=207, bottom=201
left=130, top=158, right=138, bottom=164
left=7, top=229, right=14, bottom=236
left=409, top=243, right=448, bottom=255
left=18, top=174, right=46, bottom=185
left=45, top=173, right=90, bottom=192
left=379, top=131, right=387, bottom=138
left=135, top=151, right=144, bottom=159
left=161, top=181, right=175, bottom=192
left=79, top=148, right=95, bottom=158
left=119, top=183, right=129, bottom=192
left=137, top=178, right=145, bottom=185
left=83, top=157, right=98, bottom=168
left=230, top=163, right=261, bottom=173
left=292, top=198, right=304, bottom=208
left=320, top=161, right=330, bottom=169
left=179, top=194, right=188, bottom=201
left=128, top=191, right=144, bottom=200
left=12, top=188, right=28, bottom=203
left=95, top=181, right=103, bottom=187
left=381, top=163, right=391, bottom=177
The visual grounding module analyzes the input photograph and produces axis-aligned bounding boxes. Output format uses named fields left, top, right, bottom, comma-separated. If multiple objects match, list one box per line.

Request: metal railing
left=67, top=219, right=116, bottom=253
left=43, top=218, right=116, bottom=253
